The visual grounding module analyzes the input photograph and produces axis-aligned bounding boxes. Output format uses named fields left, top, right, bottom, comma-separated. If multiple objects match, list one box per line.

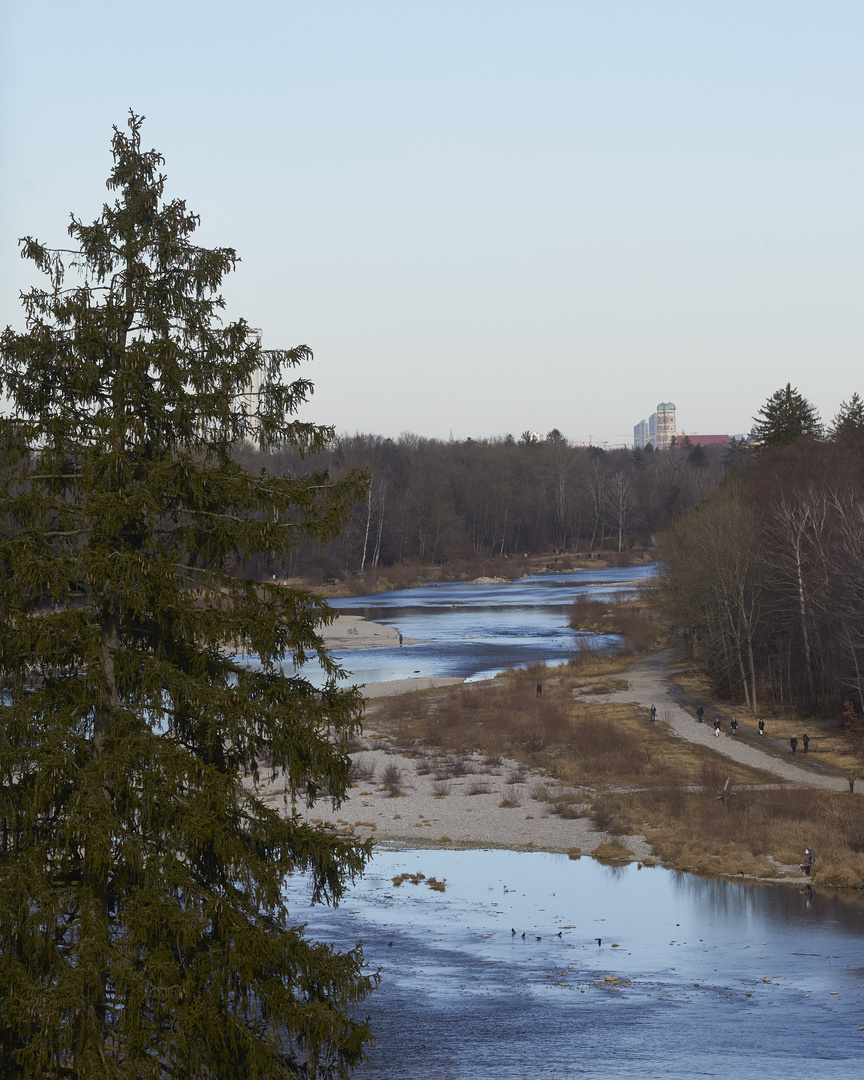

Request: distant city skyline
left=3, top=3, right=862, bottom=444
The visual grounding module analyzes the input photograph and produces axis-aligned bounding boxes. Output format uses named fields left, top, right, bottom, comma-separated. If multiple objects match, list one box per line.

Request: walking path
left=582, top=650, right=855, bottom=794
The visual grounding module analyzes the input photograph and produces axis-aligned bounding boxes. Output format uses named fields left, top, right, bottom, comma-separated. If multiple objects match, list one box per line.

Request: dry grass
left=350, top=756, right=377, bottom=783
left=667, top=671, right=864, bottom=780
left=380, top=762, right=403, bottom=797
left=364, top=662, right=864, bottom=888
left=590, top=785, right=864, bottom=886
left=592, top=840, right=635, bottom=861
left=569, top=598, right=609, bottom=632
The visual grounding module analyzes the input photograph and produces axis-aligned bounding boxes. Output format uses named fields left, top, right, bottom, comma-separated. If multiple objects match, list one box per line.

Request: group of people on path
left=790, top=733, right=811, bottom=754
left=653, top=699, right=827, bottom=770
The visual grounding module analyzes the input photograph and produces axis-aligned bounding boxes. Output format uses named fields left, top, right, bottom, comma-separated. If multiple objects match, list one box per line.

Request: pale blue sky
left=2, top=2, right=862, bottom=445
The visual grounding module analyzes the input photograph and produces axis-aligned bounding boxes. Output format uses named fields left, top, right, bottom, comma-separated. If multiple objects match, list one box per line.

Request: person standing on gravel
left=697, top=705, right=704, bottom=723
left=713, top=718, right=721, bottom=737
left=730, top=718, right=738, bottom=736
left=790, top=735, right=798, bottom=754
left=650, top=704, right=656, bottom=723
left=758, top=719, right=765, bottom=736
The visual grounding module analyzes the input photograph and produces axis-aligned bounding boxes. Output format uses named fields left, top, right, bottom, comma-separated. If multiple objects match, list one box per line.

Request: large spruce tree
left=829, top=391, right=864, bottom=440
left=0, top=114, right=375, bottom=1078
left=753, top=383, right=822, bottom=448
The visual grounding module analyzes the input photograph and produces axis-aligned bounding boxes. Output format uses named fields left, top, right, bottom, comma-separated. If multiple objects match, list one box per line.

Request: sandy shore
left=249, top=731, right=652, bottom=859
left=251, top=622, right=853, bottom=874
left=318, top=614, right=407, bottom=650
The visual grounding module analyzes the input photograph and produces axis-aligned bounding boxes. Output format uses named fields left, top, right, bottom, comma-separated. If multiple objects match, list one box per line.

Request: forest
left=237, top=430, right=735, bottom=580
left=662, top=430, right=864, bottom=718
left=242, top=384, right=864, bottom=720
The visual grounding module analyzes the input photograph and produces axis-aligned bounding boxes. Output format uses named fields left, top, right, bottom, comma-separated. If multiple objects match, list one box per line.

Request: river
left=320, top=564, right=652, bottom=685
left=289, top=849, right=864, bottom=1079
left=293, top=567, right=864, bottom=1076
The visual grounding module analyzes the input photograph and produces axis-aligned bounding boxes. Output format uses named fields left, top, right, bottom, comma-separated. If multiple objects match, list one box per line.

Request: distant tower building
left=649, top=402, right=676, bottom=450
left=633, top=419, right=649, bottom=448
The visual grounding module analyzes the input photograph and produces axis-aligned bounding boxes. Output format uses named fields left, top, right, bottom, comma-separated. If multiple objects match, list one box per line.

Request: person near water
left=650, top=704, right=656, bottom=723
left=790, top=735, right=798, bottom=754
left=802, top=847, right=814, bottom=874
left=758, top=719, right=765, bottom=736
left=696, top=705, right=704, bottom=723
left=802, top=733, right=809, bottom=752
left=730, top=718, right=738, bottom=736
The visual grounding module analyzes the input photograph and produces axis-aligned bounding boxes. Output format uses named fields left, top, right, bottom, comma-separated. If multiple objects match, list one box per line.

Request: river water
left=321, top=565, right=652, bottom=685
left=290, top=849, right=864, bottom=1079
left=292, top=567, right=864, bottom=1075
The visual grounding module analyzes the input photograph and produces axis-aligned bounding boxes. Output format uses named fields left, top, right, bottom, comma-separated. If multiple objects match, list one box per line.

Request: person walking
left=790, top=735, right=798, bottom=754
left=758, top=719, right=765, bottom=736
left=536, top=683, right=542, bottom=698
left=714, top=718, right=721, bottom=737
left=650, top=704, right=657, bottom=723
left=696, top=705, right=704, bottom=723
left=802, top=733, right=810, bottom=752
left=730, top=718, right=738, bottom=736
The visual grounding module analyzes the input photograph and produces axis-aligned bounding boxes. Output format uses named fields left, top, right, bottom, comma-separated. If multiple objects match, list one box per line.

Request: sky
left=2, top=1, right=863, bottom=447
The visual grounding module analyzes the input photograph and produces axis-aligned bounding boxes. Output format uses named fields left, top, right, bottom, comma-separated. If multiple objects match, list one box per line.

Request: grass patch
left=363, top=659, right=864, bottom=888
left=592, top=840, right=635, bottom=862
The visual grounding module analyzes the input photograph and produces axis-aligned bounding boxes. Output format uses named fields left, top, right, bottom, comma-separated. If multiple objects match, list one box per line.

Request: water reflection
left=289, top=848, right=864, bottom=1079
left=312, top=565, right=656, bottom=686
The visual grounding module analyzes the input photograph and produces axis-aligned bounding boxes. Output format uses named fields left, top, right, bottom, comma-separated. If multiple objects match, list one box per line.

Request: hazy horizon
left=3, top=2, right=861, bottom=445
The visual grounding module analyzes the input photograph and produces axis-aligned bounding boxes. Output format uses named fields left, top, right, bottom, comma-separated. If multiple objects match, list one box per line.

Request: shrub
left=569, top=598, right=609, bottom=631
left=351, top=756, right=377, bottom=783
left=381, top=762, right=403, bottom=797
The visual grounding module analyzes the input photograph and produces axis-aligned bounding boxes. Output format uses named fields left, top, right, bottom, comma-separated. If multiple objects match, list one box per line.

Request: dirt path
left=584, top=650, right=855, bottom=794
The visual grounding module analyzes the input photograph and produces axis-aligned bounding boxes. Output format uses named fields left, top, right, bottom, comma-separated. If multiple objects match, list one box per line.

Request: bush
left=569, top=598, right=609, bottom=631
left=381, top=762, right=403, bottom=796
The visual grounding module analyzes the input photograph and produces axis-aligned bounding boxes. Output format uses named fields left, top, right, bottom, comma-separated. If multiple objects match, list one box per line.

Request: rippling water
left=289, top=849, right=864, bottom=1079
left=316, top=565, right=655, bottom=685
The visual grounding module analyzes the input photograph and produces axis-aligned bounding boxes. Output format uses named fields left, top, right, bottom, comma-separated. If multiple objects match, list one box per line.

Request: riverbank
left=292, top=549, right=658, bottom=599
left=248, top=647, right=864, bottom=890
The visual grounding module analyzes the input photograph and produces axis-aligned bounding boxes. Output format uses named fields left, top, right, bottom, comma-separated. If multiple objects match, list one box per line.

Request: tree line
left=240, top=430, right=735, bottom=580
left=661, top=385, right=864, bottom=718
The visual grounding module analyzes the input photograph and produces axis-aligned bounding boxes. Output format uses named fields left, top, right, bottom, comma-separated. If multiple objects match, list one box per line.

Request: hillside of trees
left=236, top=431, right=735, bottom=581
left=661, top=388, right=864, bottom=718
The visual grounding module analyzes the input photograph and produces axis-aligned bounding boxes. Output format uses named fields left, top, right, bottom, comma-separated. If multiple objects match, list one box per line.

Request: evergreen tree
left=829, top=392, right=864, bottom=440
left=687, top=442, right=708, bottom=470
left=0, top=114, right=374, bottom=1078
left=753, top=383, right=822, bottom=448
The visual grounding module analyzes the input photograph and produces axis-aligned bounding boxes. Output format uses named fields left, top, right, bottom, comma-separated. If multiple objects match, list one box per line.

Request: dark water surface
left=317, top=565, right=654, bottom=686
left=289, top=849, right=864, bottom=1079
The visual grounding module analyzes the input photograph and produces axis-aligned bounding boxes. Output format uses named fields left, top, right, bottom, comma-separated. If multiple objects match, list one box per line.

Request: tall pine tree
left=829, top=392, right=864, bottom=440
left=753, top=383, right=822, bottom=448
left=0, top=113, right=375, bottom=1078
